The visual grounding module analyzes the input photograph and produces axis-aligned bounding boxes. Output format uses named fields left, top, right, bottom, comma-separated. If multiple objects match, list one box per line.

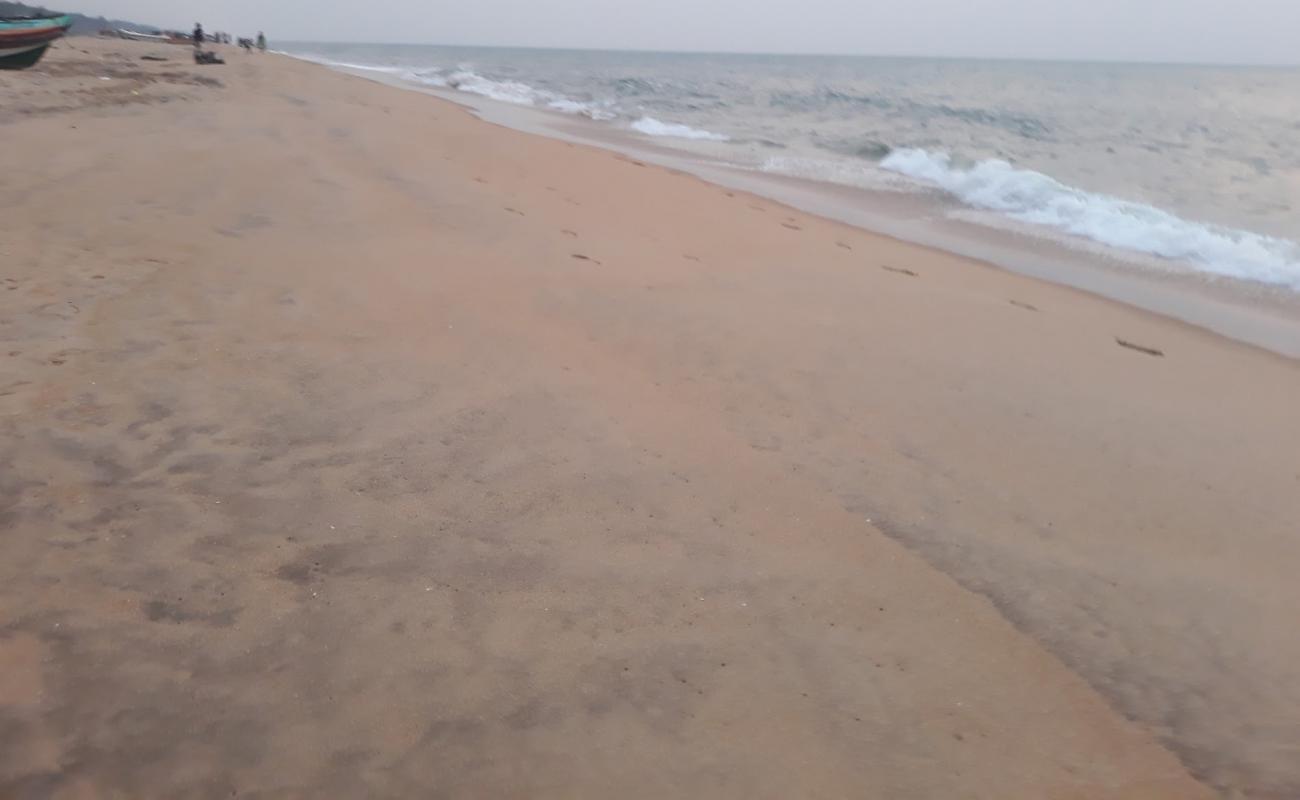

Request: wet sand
left=2, top=38, right=1297, bottom=798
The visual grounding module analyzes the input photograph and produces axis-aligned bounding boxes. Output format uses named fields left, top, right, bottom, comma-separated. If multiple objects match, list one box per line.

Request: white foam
left=758, top=155, right=911, bottom=192
left=549, top=99, right=617, bottom=120
left=415, top=69, right=613, bottom=120
left=880, top=148, right=1300, bottom=288
left=408, top=70, right=448, bottom=88
left=630, top=116, right=729, bottom=141
left=445, top=70, right=545, bottom=106
left=287, top=53, right=408, bottom=75
left=288, top=53, right=617, bottom=121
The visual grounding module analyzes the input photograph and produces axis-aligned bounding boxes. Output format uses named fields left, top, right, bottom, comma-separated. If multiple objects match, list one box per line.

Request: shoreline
left=317, top=55, right=1300, bottom=359
left=5, top=38, right=1300, bottom=797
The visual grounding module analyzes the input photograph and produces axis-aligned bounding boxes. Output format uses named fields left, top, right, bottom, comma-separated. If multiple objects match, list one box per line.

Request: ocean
left=283, top=43, right=1300, bottom=298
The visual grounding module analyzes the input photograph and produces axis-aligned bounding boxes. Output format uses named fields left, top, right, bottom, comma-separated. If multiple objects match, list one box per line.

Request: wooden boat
left=116, top=28, right=170, bottom=43
left=0, top=14, right=72, bottom=70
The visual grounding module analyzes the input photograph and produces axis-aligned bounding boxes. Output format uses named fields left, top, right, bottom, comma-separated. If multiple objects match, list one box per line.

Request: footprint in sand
left=836, top=242, right=852, bottom=250
left=683, top=254, right=701, bottom=262
left=781, top=222, right=802, bottom=231
left=1009, top=300, right=1039, bottom=312
left=571, top=254, right=602, bottom=265
left=881, top=265, right=918, bottom=277
left=561, top=230, right=578, bottom=237
left=215, top=213, right=272, bottom=239
left=504, top=207, right=525, bottom=216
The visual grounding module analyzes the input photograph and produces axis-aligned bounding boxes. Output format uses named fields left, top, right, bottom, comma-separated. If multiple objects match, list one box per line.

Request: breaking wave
left=437, top=70, right=615, bottom=119
left=630, top=117, right=729, bottom=141
left=880, top=148, right=1300, bottom=287
left=293, top=54, right=616, bottom=120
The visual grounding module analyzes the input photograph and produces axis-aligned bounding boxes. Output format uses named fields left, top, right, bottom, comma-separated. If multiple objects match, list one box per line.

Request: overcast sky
left=56, top=0, right=1299, bottom=64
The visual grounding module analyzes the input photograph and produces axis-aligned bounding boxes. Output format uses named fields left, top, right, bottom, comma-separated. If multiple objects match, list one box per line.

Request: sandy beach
left=2, top=38, right=1298, bottom=798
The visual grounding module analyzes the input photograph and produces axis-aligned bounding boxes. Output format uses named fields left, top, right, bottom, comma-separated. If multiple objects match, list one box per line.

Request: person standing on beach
left=192, top=22, right=204, bottom=48
left=257, top=32, right=266, bottom=52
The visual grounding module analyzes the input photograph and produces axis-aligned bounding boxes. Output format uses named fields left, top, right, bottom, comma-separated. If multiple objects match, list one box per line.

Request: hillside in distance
left=0, top=1, right=154, bottom=35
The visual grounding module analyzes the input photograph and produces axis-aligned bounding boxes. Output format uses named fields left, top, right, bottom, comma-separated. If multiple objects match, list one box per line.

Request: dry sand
left=2, top=38, right=1298, bottom=798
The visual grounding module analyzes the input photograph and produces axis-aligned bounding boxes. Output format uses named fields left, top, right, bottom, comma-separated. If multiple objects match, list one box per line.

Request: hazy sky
left=57, top=0, right=1299, bottom=64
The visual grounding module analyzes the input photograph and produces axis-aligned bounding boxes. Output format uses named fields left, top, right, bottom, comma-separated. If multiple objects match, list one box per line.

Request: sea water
left=283, top=43, right=1300, bottom=295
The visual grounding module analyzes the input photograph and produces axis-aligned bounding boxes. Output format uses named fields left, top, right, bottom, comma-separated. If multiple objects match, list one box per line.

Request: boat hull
left=117, top=29, right=168, bottom=43
left=0, top=15, right=72, bottom=70
left=0, top=41, right=52, bottom=69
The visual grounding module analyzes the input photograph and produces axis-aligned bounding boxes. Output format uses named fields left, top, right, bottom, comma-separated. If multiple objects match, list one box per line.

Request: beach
left=2, top=38, right=1298, bottom=798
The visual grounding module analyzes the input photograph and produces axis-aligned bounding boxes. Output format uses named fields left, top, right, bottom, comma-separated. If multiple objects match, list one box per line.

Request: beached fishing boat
left=0, top=14, right=72, bottom=70
left=115, top=28, right=191, bottom=44
left=116, top=28, right=167, bottom=43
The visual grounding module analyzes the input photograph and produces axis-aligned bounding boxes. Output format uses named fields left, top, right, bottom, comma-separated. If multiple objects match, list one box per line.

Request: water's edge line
left=285, top=53, right=1300, bottom=362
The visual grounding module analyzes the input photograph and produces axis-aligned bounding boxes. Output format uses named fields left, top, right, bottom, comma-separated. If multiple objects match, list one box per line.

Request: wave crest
left=881, top=148, right=1300, bottom=287
left=630, top=117, right=729, bottom=141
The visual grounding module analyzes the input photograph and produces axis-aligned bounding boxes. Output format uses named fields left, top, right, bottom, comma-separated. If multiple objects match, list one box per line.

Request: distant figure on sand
left=192, top=23, right=203, bottom=47
left=257, top=32, right=266, bottom=52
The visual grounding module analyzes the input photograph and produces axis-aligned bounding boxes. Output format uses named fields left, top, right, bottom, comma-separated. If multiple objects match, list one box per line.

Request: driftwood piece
left=1116, top=338, right=1164, bottom=357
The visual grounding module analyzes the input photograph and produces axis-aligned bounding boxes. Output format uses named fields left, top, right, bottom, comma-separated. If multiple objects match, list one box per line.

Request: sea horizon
left=276, top=39, right=1300, bottom=69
